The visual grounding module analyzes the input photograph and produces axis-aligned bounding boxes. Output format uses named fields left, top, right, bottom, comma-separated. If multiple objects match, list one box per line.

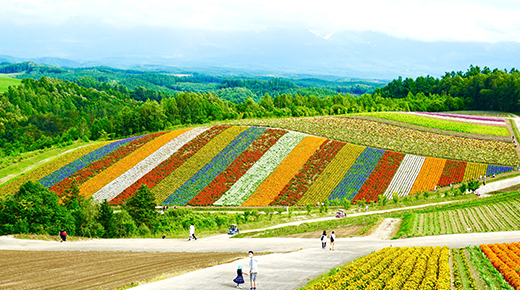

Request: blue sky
left=1, top=0, right=520, bottom=43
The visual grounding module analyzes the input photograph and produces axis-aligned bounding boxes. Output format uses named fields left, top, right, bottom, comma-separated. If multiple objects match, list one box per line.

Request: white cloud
left=1, top=0, right=519, bottom=42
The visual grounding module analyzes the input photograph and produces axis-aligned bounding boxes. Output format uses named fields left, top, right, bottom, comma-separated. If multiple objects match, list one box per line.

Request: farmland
left=360, top=112, right=509, bottom=136
left=0, top=250, right=245, bottom=290
left=232, top=116, right=518, bottom=165
left=405, top=197, right=520, bottom=237
left=0, top=76, right=21, bottom=92
left=1, top=125, right=516, bottom=206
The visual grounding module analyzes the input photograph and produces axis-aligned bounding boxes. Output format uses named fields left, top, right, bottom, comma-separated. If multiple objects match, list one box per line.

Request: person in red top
left=59, top=229, right=67, bottom=242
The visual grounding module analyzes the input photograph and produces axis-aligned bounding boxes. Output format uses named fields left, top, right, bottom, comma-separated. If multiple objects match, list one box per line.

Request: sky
left=1, top=0, right=520, bottom=43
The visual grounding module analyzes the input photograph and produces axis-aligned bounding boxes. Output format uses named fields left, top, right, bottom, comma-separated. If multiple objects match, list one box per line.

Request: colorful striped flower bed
left=188, top=129, right=287, bottom=206
left=215, top=131, right=305, bottom=206
left=296, top=143, right=365, bottom=206
left=383, top=154, right=425, bottom=198
left=110, top=126, right=230, bottom=205
left=40, top=136, right=140, bottom=188
left=328, top=147, right=385, bottom=201
left=50, top=132, right=163, bottom=197
left=242, top=136, right=325, bottom=206
left=270, top=139, right=344, bottom=206
left=409, top=157, right=446, bottom=194
left=487, top=165, right=516, bottom=176
left=2, top=142, right=110, bottom=196
left=163, top=127, right=265, bottom=205
left=354, top=151, right=405, bottom=202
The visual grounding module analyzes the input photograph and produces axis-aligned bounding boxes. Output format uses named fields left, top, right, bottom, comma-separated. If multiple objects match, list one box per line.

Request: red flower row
left=270, top=139, right=344, bottom=206
left=50, top=132, right=165, bottom=196
left=109, top=126, right=230, bottom=205
left=188, top=129, right=287, bottom=205
left=354, top=151, right=405, bottom=202
left=437, top=159, right=466, bottom=187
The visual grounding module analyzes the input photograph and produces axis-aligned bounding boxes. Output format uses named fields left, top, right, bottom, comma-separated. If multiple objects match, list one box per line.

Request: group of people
left=320, top=230, right=336, bottom=250
left=233, top=251, right=258, bottom=289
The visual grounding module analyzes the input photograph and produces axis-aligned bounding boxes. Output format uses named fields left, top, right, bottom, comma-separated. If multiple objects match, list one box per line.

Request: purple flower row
left=487, top=165, right=515, bottom=176
left=39, top=135, right=143, bottom=188
left=328, top=147, right=385, bottom=201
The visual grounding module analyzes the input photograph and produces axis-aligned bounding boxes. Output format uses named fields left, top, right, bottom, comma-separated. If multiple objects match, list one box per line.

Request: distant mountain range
left=1, top=23, right=519, bottom=79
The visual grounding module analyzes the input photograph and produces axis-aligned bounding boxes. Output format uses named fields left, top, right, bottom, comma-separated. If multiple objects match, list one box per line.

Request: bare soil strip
left=0, top=250, right=245, bottom=290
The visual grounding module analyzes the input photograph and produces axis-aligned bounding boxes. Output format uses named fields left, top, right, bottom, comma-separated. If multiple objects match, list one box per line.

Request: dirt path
left=367, top=218, right=401, bottom=240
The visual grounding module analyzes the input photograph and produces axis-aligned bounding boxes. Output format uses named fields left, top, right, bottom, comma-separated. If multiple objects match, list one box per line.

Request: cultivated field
left=0, top=250, right=245, bottom=290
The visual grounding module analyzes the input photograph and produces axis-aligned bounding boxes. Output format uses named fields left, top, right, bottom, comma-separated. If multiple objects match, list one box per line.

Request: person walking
left=233, top=265, right=246, bottom=288
left=330, top=231, right=336, bottom=251
left=189, top=223, right=197, bottom=241
left=248, top=251, right=258, bottom=290
left=321, top=230, right=327, bottom=249
left=59, top=229, right=67, bottom=242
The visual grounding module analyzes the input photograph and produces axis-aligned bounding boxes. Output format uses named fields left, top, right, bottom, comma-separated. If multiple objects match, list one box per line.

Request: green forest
left=0, top=63, right=518, bottom=157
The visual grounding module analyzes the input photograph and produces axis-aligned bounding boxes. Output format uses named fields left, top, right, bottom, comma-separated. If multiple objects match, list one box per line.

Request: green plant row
left=466, top=246, right=514, bottom=290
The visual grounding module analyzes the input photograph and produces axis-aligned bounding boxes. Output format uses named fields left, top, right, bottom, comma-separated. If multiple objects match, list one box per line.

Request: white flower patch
left=384, top=154, right=425, bottom=198
left=92, top=127, right=209, bottom=202
left=214, top=131, right=306, bottom=206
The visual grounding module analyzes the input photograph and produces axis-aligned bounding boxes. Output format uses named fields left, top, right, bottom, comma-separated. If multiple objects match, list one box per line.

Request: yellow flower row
left=307, top=246, right=451, bottom=290
left=0, top=142, right=110, bottom=196
left=462, top=162, right=487, bottom=182
left=80, top=129, right=190, bottom=198
left=152, top=126, right=247, bottom=203
left=296, top=143, right=365, bottom=206
left=242, top=136, right=325, bottom=207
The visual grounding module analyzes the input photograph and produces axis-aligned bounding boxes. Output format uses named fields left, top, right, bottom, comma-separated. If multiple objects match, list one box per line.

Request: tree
left=97, top=199, right=116, bottom=238
left=125, top=185, right=157, bottom=229
left=61, top=178, right=84, bottom=208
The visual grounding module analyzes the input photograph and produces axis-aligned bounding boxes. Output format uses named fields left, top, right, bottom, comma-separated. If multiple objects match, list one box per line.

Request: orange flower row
left=409, top=157, right=446, bottom=194
left=481, top=243, right=520, bottom=288
left=80, top=129, right=189, bottom=198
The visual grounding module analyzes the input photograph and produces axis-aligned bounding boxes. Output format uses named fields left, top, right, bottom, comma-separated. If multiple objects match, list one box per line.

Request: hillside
left=1, top=125, right=514, bottom=206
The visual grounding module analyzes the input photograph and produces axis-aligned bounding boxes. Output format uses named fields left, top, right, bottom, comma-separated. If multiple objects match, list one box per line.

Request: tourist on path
left=330, top=231, right=336, bottom=251
left=233, top=265, right=246, bottom=288
left=59, top=229, right=67, bottom=242
left=189, top=223, right=197, bottom=241
left=321, top=230, right=327, bottom=249
left=248, top=251, right=258, bottom=290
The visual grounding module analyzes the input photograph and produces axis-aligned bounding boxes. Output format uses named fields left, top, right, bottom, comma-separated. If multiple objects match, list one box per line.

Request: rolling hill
left=1, top=124, right=515, bottom=206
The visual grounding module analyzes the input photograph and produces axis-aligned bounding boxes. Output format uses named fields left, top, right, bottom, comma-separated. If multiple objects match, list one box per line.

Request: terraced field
left=409, top=199, right=520, bottom=236
left=0, top=125, right=515, bottom=205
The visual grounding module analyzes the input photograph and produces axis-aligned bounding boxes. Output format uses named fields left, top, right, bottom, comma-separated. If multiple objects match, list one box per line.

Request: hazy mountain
left=1, top=22, right=519, bottom=78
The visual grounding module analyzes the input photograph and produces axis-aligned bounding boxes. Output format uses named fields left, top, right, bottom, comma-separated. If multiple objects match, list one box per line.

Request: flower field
left=306, top=246, right=450, bottom=290
left=232, top=116, right=518, bottom=165
left=481, top=242, right=520, bottom=289
left=2, top=125, right=516, bottom=206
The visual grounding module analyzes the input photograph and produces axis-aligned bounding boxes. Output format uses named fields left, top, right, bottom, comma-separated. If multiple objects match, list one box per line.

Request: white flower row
left=92, top=127, right=209, bottom=202
left=384, top=154, right=425, bottom=198
left=214, top=131, right=306, bottom=206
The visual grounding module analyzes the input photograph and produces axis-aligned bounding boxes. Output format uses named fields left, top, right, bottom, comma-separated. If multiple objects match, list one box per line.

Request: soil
left=367, top=218, right=401, bottom=240
left=0, top=250, right=245, bottom=290
left=286, top=224, right=365, bottom=239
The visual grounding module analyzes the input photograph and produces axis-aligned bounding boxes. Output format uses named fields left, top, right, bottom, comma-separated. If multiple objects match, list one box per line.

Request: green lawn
left=359, top=112, right=509, bottom=136
left=0, top=76, right=21, bottom=92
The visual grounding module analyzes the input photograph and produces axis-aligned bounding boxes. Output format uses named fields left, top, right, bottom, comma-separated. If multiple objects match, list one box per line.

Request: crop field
left=480, top=242, right=520, bottom=289
left=360, top=112, right=509, bottom=136
left=0, top=250, right=245, bottom=290
left=232, top=117, right=518, bottom=165
left=409, top=199, right=520, bottom=237
left=306, top=246, right=451, bottom=290
left=1, top=125, right=515, bottom=206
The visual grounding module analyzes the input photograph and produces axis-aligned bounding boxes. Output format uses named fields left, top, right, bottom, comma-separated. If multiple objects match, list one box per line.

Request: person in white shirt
left=330, top=231, right=336, bottom=251
left=189, top=223, right=197, bottom=241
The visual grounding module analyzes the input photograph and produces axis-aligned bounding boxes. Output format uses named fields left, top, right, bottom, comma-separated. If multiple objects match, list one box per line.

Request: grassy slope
left=359, top=112, right=509, bottom=136
left=0, top=76, right=22, bottom=92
